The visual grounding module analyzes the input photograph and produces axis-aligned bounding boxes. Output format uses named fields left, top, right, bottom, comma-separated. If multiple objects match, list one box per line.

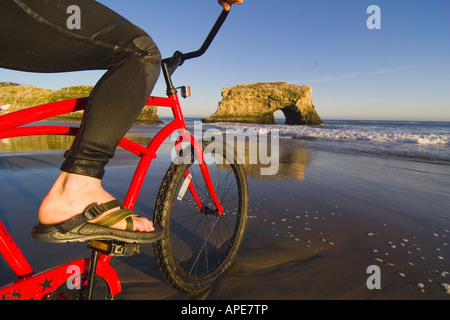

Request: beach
left=0, top=122, right=449, bottom=301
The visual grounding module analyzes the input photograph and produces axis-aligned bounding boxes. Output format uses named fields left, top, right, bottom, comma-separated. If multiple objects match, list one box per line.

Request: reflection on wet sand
left=237, top=140, right=309, bottom=181
left=0, top=135, right=75, bottom=152
left=0, top=127, right=309, bottom=181
left=0, top=131, right=152, bottom=153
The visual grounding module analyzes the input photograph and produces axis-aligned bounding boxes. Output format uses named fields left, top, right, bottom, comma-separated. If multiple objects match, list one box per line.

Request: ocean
left=176, top=118, right=450, bottom=164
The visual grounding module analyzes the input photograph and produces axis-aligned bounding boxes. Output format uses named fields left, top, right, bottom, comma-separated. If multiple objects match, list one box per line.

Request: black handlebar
left=162, top=9, right=230, bottom=77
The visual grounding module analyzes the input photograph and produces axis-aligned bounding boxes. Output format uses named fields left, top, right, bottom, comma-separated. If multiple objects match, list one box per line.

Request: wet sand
left=0, top=139, right=449, bottom=301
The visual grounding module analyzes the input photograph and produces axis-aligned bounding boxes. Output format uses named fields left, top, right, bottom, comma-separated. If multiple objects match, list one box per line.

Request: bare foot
left=38, top=172, right=154, bottom=232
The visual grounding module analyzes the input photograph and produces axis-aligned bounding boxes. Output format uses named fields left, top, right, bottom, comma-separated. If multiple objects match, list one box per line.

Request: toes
left=133, top=217, right=155, bottom=232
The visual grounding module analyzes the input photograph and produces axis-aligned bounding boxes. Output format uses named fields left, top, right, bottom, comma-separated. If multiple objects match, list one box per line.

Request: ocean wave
left=200, top=121, right=449, bottom=146
left=196, top=120, right=450, bottom=163
left=289, top=129, right=449, bottom=145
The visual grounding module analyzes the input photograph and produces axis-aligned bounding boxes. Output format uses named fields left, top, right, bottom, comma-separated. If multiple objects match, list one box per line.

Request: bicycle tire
left=153, top=141, right=248, bottom=294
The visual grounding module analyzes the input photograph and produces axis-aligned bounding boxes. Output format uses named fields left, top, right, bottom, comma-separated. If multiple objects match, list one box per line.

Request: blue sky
left=1, top=0, right=449, bottom=120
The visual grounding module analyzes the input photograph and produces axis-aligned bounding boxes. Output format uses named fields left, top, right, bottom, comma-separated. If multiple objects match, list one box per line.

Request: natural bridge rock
left=203, top=82, right=322, bottom=125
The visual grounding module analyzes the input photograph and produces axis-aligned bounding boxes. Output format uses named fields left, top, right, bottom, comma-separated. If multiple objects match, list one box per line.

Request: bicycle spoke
left=153, top=141, right=248, bottom=294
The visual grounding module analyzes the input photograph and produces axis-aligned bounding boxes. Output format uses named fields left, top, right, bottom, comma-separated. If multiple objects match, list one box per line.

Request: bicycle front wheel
left=153, top=142, right=248, bottom=294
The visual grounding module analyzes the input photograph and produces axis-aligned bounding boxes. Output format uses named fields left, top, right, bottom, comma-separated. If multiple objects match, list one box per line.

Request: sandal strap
left=92, top=208, right=138, bottom=230
left=84, top=200, right=123, bottom=220
left=56, top=200, right=138, bottom=233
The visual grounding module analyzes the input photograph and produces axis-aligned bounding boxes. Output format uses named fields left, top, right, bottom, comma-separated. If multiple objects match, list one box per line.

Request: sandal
left=31, top=200, right=164, bottom=244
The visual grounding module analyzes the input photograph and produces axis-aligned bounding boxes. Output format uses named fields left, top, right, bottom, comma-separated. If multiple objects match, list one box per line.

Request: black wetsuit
left=0, top=0, right=161, bottom=179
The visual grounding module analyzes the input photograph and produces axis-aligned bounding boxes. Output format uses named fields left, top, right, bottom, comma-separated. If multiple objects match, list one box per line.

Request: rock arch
left=203, top=82, right=322, bottom=125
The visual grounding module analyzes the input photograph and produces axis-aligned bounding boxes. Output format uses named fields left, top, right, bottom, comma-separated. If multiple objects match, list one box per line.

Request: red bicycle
left=0, top=9, right=248, bottom=300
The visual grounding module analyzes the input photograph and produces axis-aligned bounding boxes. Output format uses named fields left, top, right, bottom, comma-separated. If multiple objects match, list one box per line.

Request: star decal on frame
left=39, top=278, right=53, bottom=292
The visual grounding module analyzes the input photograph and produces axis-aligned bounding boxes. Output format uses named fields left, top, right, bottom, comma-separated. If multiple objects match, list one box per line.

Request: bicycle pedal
left=88, top=240, right=141, bottom=257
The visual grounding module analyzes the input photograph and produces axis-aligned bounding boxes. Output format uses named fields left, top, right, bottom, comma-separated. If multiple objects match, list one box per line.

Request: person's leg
left=0, top=0, right=161, bottom=232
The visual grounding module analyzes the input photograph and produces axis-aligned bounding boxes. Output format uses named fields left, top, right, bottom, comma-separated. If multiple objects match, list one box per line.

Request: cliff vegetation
left=0, top=83, right=160, bottom=123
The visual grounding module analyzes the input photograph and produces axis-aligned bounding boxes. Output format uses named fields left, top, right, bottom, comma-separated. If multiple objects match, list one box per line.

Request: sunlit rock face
left=203, top=82, right=322, bottom=125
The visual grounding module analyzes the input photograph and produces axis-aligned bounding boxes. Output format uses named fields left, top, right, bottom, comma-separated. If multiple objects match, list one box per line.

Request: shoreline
left=0, top=139, right=449, bottom=300
left=205, top=141, right=450, bottom=299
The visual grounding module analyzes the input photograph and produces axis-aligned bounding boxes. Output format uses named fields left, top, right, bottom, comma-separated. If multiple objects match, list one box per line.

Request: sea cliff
left=0, top=83, right=161, bottom=123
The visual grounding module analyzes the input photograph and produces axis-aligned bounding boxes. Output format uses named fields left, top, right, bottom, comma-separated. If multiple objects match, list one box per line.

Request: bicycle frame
left=0, top=9, right=231, bottom=300
left=0, top=225, right=120, bottom=300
